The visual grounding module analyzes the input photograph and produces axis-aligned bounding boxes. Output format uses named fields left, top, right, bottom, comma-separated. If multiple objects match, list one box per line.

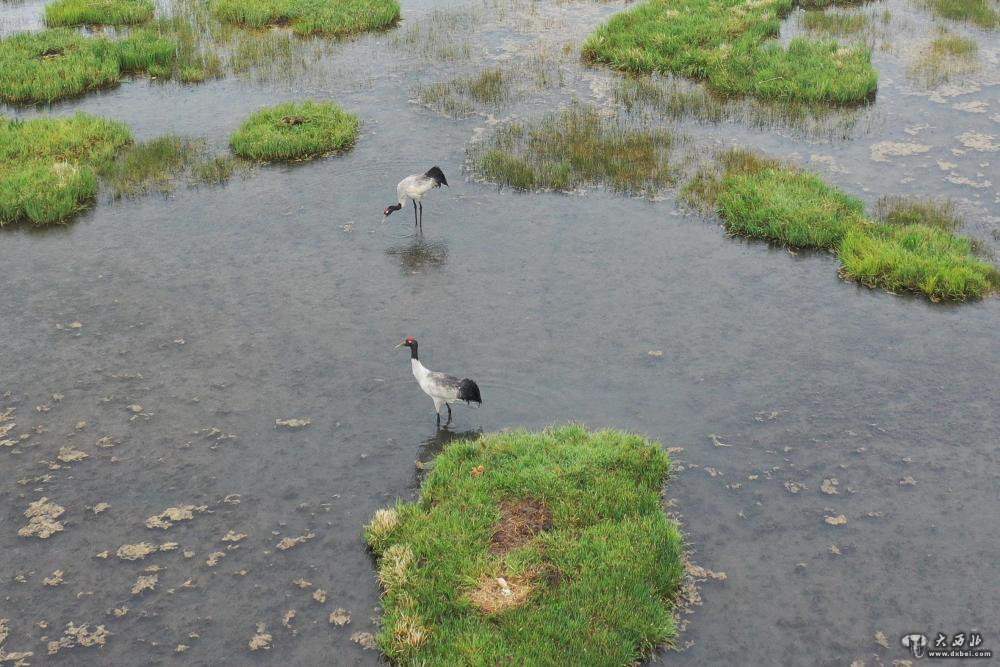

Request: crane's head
left=383, top=203, right=402, bottom=218
left=395, top=336, right=417, bottom=349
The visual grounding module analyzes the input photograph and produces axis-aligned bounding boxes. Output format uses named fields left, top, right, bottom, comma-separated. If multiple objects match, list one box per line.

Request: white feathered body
left=411, top=358, right=480, bottom=415
left=397, top=174, right=439, bottom=208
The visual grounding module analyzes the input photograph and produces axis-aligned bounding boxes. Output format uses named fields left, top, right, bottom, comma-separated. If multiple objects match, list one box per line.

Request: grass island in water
left=683, top=149, right=999, bottom=301
left=581, top=0, right=879, bottom=104
left=0, top=114, right=132, bottom=226
left=365, top=425, right=685, bottom=665
left=230, top=100, right=360, bottom=161
left=212, top=0, right=401, bottom=37
left=0, top=28, right=174, bottom=104
left=44, top=0, right=156, bottom=27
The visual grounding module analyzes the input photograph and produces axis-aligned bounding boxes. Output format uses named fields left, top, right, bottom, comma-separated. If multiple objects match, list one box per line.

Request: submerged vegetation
left=44, top=0, right=155, bottom=26
left=0, top=29, right=174, bottom=104
left=212, top=0, right=401, bottom=37
left=683, top=149, right=998, bottom=300
left=614, top=75, right=870, bottom=139
left=230, top=100, right=360, bottom=161
left=908, top=33, right=979, bottom=86
left=801, top=9, right=869, bottom=35
left=365, top=425, right=685, bottom=664
left=0, top=114, right=132, bottom=226
left=98, top=136, right=200, bottom=198
left=581, top=0, right=878, bottom=104
left=474, top=104, right=677, bottom=194
left=415, top=67, right=513, bottom=116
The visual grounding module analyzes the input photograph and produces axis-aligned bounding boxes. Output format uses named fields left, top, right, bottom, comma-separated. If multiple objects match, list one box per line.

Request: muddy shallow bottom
left=1, top=0, right=999, bottom=664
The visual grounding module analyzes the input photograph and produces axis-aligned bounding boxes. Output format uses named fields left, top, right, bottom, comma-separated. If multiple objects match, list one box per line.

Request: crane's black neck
left=409, top=342, right=419, bottom=360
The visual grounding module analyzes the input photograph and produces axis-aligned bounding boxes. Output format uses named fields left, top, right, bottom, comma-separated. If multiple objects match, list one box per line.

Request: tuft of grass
left=801, top=9, right=868, bottom=35
left=44, top=0, right=155, bottom=26
left=839, top=223, right=999, bottom=300
left=212, top=0, right=400, bottom=37
left=925, top=0, right=999, bottom=29
left=0, top=28, right=174, bottom=104
left=717, top=166, right=866, bottom=248
left=582, top=0, right=878, bottom=104
left=683, top=147, right=998, bottom=300
left=875, top=195, right=960, bottom=231
left=473, top=103, right=677, bottom=195
left=365, top=425, right=686, bottom=665
left=909, top=33, right=979, bottom=86
left=98, top=136, right=199, bottom=198
left=230, top=100, right=360, bottom=161
left=0, top=114, right=132, bottom=226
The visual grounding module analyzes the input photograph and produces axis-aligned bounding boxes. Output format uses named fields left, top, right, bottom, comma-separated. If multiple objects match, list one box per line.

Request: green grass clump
left=926, top=0, right=999, bottom=29
left=581, top=0, right=877, bottom=104
left=230, top=100, right=359, bottom=161
left=365, top=425, right=686, bottom=665
left=0, top=114, right=132, bottom=226
left=0, top=29, right=174, bottom=104
left=44, top=0, right=154, bottom=26
left=718, top=166, right=865, bottom=248
left=839, top=223, right=999, bottom=300
left=474, top=104, right=677, bottom=195
left=212, top=0, right=400, bottom=37
left=801, top=9, right=868, bottom=35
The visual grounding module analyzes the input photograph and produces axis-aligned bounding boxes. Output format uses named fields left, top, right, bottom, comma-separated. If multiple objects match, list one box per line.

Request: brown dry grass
left=467, top=572, right=536, bottom=614
left=490, top=498, right=551, bottom=554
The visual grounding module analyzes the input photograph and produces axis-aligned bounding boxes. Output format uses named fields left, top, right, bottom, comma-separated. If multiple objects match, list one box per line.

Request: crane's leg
left=418, top=202, right=423, bottom=232
left=445, top=404, right=452, bottom=426
left=413, top=202, right=418, bottom=227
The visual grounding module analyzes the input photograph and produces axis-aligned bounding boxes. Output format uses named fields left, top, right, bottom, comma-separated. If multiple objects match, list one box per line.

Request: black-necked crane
left=396, top=336, right=481, bottom=427
left=383, top=167, right=449, bottom=231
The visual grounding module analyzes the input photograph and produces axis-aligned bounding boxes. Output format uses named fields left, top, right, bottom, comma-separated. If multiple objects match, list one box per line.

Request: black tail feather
left=424, top=166, right=448, bottom=187
left=458, top=378, right=481, bottom=405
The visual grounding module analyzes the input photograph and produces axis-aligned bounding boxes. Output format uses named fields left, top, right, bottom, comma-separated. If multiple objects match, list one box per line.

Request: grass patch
left=0, top=28, right=174, bottom=104
left=926, top=0, right=999, bottom=29
left=581, top=0, right=878, bottom=104
left=801, top=9, right=869, bottom=35
left=717, top=164, right=865, bottom=248
left=212, top=0, right=400, bottom=37
left=364, top=425, right=685, bottom=665
left=44, top=0, right=155, bottom=26
left=0, top=114, right=132, bottom=226
left=192, top=155, right=242, bottom=184
left=840, top=223, right=999, bottom=300
left=908, top=33, right=979, bottom=86
left=682, top=148, right=998, bottom=300
left=230, top=100, right=359, bottom=161
left=473, top=104, right=677, bottom=195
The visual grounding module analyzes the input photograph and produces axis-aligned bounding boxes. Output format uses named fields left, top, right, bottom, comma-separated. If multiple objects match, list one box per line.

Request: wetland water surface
left=2, top=0, right=999, bottom=664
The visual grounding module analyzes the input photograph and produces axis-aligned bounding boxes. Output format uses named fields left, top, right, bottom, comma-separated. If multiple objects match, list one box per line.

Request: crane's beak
left=394, top=340, right=405, bottom=349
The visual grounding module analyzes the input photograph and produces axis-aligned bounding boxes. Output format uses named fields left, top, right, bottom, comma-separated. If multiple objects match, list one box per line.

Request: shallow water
left=1, top=0, right=998, bottom=664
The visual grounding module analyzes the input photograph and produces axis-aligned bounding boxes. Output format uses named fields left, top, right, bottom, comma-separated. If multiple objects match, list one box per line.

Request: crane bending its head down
left=384, top=167, right=449, bottom=230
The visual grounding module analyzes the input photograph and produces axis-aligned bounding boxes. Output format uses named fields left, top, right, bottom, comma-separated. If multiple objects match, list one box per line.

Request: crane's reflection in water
left=385, top=237, right=449, bottom=274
